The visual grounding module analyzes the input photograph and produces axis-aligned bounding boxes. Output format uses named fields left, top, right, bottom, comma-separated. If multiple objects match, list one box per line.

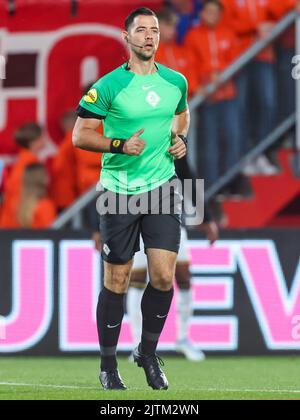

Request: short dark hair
left=125, top=7, right=157, bottom=32
left=202, top=0, right=224, bottom=10
left=156, top=7, right=178, bottom=25
left=14, top=123, right=42, bottom=149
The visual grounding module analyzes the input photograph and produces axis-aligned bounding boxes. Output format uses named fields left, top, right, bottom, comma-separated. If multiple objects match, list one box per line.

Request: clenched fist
left=168, top=135, right=187, bottom=160
left=124, top=128, right=146, bottom=156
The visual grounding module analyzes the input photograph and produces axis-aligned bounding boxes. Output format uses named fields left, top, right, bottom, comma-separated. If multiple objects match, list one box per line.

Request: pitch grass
left=0, top=356, right=299, bottom=400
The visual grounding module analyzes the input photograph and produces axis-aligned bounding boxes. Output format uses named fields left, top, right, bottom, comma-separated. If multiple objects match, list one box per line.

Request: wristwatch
left=178, top=134, right=188, bottom=148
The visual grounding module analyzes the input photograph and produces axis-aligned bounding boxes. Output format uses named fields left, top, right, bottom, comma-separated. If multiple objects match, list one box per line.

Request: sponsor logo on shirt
left=84, top=88, right=98, bottom=103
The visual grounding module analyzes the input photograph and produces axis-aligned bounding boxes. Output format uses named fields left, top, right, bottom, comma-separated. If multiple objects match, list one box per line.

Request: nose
left=145, top=30, right=153, bottom=39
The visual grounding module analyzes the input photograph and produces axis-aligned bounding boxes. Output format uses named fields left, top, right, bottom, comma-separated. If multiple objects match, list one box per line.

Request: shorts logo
left=84, top=88, right=98, bottom=103
left=103, top=244, right=111, bottom=256
left=112, top=140, right=121, bottom=148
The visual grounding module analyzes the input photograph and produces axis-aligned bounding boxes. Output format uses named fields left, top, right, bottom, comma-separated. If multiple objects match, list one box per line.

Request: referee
left=73, top=7, right=190, bottom=391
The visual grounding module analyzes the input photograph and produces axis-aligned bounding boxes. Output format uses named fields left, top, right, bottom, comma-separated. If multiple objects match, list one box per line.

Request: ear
left=122, top=31, right=129, bottom=43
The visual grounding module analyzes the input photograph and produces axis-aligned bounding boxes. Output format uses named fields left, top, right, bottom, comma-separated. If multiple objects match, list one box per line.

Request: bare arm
left=72, top=117, right=112, bottom=152
left=72, top=117, right=145, bottom=155
left=168, top=107, right=190, bottom=160
left=172, top=106, right=190, bottom=137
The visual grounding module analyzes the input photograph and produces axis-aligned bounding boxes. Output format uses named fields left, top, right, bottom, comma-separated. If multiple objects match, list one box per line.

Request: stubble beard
left=133, top=47, right=156, bottom=62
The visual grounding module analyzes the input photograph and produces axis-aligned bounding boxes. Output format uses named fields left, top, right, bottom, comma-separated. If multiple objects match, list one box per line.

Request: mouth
left=144, top=43, right=154, bottom=49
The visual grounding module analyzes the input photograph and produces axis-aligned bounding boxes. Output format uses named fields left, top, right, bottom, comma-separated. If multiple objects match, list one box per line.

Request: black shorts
left=98, top=176, right=183, bottom=264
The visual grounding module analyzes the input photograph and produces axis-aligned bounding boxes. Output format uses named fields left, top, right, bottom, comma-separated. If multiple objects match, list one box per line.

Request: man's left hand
left=92, top=231, right=102, bottom=252
left=168, top=135, right=187, bottom=160
left=200, top=222, right=220, bottom=245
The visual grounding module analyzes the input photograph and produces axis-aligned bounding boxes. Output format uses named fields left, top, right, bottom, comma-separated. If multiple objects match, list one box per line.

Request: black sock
left=97, top=287, right=125, bottom=372
left=141, top=283, right=174, bottom=355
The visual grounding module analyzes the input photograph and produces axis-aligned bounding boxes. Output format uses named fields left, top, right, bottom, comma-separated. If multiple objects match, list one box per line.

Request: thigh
left=175, top=262, right=191, bottom=290
left=104, top=260, right=134, bottom=294
left=141, top=214, right=181, bottom=254
left=99, top=188, right=142, bottom=264
left=132, top=236, right=148, bottom=271
left=141, top=176, right=182, bottom=254
left=130, top=233, right=147, bottom=289
left=177, top=227, right=191, bottom=264
left=175, top=228, right=191, bottom=289
left=141, top=177, right=182, bottom=290
left=100, top=212, right=141, bottom=264
left=142, top=215, right=181, bottom=290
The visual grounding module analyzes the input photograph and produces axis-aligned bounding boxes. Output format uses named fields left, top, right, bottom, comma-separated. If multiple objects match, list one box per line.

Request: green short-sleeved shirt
left=78, top=62, right=188, bottom=195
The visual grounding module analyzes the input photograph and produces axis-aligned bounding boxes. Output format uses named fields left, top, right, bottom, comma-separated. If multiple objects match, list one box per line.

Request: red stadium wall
left=0, top=0, right=163, bottom=154
left=1, top=229, right=300, bottom=356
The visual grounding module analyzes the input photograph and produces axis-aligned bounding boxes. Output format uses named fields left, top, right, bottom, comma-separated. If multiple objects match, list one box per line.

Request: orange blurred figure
left=0, top=123, right=46, bottom=228
left=185, top=0, right=238, bottom=102
left=221, top=0, right=276, bottom=63
left=155, top=7, right=199, bottom=97
left=51, top=110, right=102, bottom=211
left=18, top=163, right=57, bottom=229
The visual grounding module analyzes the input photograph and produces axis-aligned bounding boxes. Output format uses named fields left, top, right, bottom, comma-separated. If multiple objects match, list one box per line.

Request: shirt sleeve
left=77, top=78, right=111, bottom=119
left=176, top=74, right=188, bottom=114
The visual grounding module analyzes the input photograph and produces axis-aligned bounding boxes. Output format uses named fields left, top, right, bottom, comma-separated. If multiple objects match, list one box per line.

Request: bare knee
left=130, top=270, right=147, bottom=289
left=175, top=263, right=191, bottom=290
left=104, top=262, right=133, bottom=294
left=147, top=249, right=177, bottom=291
left=150, top=269, right=174, bottom=291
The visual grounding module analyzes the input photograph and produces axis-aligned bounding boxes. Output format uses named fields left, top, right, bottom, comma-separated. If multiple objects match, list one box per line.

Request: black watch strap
left=178, top=134, right=188, bottom=147
left=110, top=139, right=126, bottom=154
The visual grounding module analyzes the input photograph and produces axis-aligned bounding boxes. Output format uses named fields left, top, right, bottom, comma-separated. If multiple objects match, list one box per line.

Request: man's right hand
left=123, top=128, right=146, bottom=156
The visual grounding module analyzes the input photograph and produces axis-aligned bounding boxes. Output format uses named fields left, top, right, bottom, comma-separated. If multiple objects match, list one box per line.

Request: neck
left=127, top=55, right=157, bottom=75
left=204, top=23, right=217, bottom=30
left=162, top=39, right=174, bottom=45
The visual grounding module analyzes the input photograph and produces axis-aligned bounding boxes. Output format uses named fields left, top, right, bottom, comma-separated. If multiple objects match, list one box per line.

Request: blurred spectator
left=50, top=105, right=102, bottom=229
left=271, top=0, right=298, bottom=122
left=0, top=159, right=5, bottom=220
left=166, top=0, right=202, bottom=44
left=185, top=0, right=242, bottom=188
left=18, top=163, right=56, bottom=229
left=222, top=0, right=278, bottom=175
left=61, top=110, right=78, bottom=134
left=0, top=123, right=45, bottom=228
left=51, top=109, right=102, bottom=210
left=156, top=7, right=199, bottom=96
left=50, top=111, right=78, bottom=210
left=75, top=134, right=102, bottom=197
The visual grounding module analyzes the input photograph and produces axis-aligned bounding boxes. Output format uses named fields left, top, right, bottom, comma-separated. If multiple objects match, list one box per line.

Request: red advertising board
left=0, top=0, right=163, bottom=153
